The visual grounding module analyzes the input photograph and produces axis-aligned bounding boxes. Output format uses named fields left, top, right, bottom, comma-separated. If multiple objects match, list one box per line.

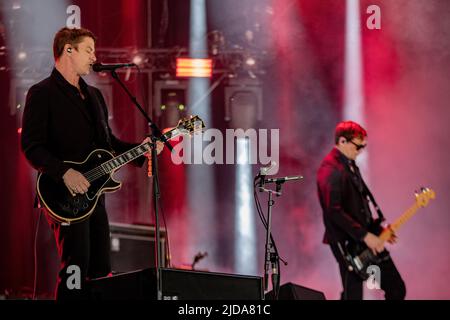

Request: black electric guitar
left=37, top=115, right=204, bottom=224
left=340, top=188, right=436, bottom=280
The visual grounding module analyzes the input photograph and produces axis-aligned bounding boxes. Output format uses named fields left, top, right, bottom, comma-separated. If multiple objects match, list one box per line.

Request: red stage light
left=176, top=58, right=212, bottom=78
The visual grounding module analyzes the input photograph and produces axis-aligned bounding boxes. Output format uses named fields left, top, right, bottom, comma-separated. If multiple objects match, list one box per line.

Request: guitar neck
left=86, top=127, right=186, bottom=182
left=379, top=202, right=421, bottom=242
left=84, top=115, right=204, bottom=183
left=100, top=142, right=152, bottom=175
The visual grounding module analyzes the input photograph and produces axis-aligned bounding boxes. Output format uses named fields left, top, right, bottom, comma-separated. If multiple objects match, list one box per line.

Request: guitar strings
left=81, top=124, right=197, bottom=182
left=83, top=145, right=149, bottom=182
left=84, top=166, right=106, bottom=182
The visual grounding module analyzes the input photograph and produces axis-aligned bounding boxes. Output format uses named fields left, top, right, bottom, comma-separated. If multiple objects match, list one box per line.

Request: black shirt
left=317, top=148, right=373, bottom=243
left=21, top=68, right=142, bottom=182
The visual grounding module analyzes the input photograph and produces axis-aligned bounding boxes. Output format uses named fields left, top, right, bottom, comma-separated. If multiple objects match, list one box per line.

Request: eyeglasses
left=349, top=140, right=367, bottom=151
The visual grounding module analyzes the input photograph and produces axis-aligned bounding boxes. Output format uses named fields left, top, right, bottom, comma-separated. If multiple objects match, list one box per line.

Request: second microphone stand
left=259, top=179, right=284, bottom=299
left=110, top=70, right=172, bottom=300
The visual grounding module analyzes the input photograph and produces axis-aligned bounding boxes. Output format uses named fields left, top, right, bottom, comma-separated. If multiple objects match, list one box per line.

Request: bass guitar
left=339, top=188, right=436, bottom=280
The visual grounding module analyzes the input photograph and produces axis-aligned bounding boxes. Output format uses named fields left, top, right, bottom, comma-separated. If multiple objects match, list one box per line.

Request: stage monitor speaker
left=88, top=268, right=264, bottom=300
left=109, top=222, right=168, bottom=273
left=265, top=282, right=326, bottom=300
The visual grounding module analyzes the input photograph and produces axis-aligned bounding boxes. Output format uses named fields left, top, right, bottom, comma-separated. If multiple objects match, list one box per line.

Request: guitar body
left=37, top=149, right=121, bottom=224
left=36, top=115, right=206, bottom=225
left=339, top=188, right=435, bottom=280
left=341, top=220, right=390, bottom=280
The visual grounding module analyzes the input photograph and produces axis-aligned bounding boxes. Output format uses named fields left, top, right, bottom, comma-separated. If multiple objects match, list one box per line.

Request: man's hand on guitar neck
left=363, top=232, right=385, bottom=255
left=63, top=168, right=90, bottom=196
left=384, top=225, right=398, bottom=244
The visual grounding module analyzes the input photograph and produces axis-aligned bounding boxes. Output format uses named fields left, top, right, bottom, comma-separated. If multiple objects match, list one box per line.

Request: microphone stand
left=258, top=177, right=282, bottom=299
left=110, top=70, right=172, bottom=300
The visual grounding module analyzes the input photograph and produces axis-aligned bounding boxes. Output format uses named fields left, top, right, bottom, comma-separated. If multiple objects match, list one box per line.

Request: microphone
left=258, top=162, right=277, bottom=191
left=92, top=62, right=136, bottom=72
left=264, top=175, right=303, bottom=184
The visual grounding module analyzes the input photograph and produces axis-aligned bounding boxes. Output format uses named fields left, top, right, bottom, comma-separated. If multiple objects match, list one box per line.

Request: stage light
left=17, top=51, right=27, bottom=61
left=154, top=80, right=188, bottom=115
left=245, top=57, right=256, bottom=67
left=245, top=30, right=254, bottom=42
left=176, top=58, right=212, bottom=78
left=162, top=89, right=186, bottom=111
left=224, top=78, right=263, bottom=130
left=12, top=2, right=21, bottom=10
left=132, top=53, right=145, bottom=66
left=153, top=80, right=188, bottom=127
left=235, top=137, right=257, bottom=275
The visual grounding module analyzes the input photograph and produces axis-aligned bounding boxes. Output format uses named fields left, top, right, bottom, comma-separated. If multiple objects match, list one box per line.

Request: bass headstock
left=415, top=187, right=436, bottom=207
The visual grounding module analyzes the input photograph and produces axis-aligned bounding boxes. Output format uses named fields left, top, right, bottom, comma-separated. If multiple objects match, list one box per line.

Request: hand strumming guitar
left=363, top=232, right=385, bottom=255
left=63, top=168, right=90, bottom=196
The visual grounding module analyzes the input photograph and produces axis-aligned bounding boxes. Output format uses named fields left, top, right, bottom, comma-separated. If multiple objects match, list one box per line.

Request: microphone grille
left=92, top=63, right=102, bottom=72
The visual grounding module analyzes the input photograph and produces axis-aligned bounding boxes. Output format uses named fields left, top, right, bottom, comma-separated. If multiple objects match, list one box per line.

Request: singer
left=21, top=27, right=163, bottom=300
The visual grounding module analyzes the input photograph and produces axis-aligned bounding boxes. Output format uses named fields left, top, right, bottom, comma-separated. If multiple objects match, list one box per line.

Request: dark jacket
left=21, top=68, right=142, bottom=182
left=317, top=148, right=373, bottom=244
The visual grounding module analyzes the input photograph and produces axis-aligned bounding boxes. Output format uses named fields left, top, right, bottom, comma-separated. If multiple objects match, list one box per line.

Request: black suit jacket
left=21, top=68, right=142, bottom=182
left=317, top=148, right=373, bottom=244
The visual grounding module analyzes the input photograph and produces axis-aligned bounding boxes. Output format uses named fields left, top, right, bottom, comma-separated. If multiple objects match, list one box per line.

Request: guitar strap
left=352, top=163, right=385, bottom=222
left=363, top=181, right=385, bottom=222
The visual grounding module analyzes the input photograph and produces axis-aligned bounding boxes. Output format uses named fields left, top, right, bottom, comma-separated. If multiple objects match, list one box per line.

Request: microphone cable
left=32, top=209, right=42, bottom=300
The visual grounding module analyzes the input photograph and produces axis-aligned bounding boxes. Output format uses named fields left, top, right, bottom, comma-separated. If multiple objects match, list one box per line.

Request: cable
left=32, top=209, right=42, bottom=300
left=253, top=176, right=268, bottom=228
left=253, top=176, right=287, bottom=265
left=253, top=174, right=288, bottom=299
left=157, top=198, right=171, bottom=268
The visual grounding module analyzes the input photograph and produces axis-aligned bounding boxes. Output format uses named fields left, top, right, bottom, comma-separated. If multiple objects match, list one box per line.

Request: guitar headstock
left=415, top=187, right=436, bottom=207
left=176, top=115, right=205, bottom=135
